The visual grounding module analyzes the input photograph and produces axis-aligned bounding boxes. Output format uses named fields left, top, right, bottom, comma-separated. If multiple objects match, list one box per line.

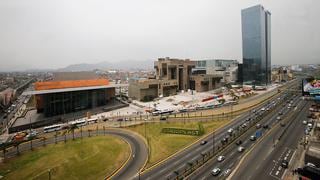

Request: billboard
left=303, top=77, right=320, bottom=96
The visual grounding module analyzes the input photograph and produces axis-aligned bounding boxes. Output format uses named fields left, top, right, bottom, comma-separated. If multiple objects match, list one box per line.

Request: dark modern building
left=237, top=63, right=243, bottom=84
left=26, top=72, right=127, bottom=117
left=241, top=5, right=271, bottom=86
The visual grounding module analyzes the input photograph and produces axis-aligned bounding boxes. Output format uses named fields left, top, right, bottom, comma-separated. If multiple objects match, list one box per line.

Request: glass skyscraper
left=242, top=5, right=271, bottom=86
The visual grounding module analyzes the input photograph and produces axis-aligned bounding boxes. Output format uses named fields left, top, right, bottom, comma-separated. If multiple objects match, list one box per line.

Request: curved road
left=1, top=128, right=148, bottom=180
left=106, top=129, right=148, bottom=180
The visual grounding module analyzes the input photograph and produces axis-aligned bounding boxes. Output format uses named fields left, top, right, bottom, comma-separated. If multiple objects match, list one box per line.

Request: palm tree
left=14, top=142, right=20, bottom=155
left=80, top=126, right=83, bottom=138
left=88, top=129, right=92, bottom=137
left=63, top=130, right=67, bottom=143
left=42, top=137, right=46, bottom=147
left=1, top=144, right=7, bottom=160
left=54, top=131, right=58, bottom=144
left=68, top=124, right=78, bottom=140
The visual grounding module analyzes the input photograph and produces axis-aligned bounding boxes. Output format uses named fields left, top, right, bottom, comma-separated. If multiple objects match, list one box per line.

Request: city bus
left=69, top=119, right=87, bottom=127
left=87, top=118, right=98, bottom=124
left=43, top=124, right=63, bottom=133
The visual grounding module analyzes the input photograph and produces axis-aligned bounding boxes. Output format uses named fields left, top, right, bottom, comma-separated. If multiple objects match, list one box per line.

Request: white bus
left=69, top=119, right=87, bottom=127
left=43, top=124, right=63, bottom=133
left=87, top=118, right=98, bottom=124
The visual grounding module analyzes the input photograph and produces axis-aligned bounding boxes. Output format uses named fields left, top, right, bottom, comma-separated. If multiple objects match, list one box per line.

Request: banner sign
left=161, top=128, right=202, bottom=136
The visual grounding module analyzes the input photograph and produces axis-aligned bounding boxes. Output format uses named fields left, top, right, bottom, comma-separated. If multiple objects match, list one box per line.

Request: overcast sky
left=0, top=0, right=319, bottom=71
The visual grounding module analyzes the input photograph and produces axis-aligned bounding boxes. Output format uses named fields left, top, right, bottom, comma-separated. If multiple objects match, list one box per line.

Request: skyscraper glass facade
left=242, top=5, right=271, bottom=86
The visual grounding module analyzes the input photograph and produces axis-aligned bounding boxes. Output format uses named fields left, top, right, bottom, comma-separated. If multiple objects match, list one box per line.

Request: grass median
left=126, top=119, right=229, bottom=168
left=0, top=136, right=130, bottom=180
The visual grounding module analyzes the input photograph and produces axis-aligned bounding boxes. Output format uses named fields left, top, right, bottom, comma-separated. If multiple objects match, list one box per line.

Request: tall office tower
left=242, top=5, right=271, bottom=86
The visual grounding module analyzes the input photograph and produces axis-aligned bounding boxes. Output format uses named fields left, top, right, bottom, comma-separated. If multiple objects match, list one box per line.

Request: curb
left=106, top=135, right=133, bottom=180
left=107, top=127, right=149, bottom=172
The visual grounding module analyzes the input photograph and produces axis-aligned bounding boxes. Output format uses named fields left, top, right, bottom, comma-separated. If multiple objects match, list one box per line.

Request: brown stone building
left=189, top=74, right=222, bottom=92
left=128, top=57, right=195, bottom=101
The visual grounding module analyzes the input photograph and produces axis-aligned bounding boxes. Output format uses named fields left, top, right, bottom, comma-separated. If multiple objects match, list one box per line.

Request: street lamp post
left=48, top=169, right=51, bottom=180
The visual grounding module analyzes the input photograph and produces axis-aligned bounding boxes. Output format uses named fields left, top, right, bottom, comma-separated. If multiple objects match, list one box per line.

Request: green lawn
left=0, top=136, right=130, bottom=180
left=126, top=119, right=229, bottom=168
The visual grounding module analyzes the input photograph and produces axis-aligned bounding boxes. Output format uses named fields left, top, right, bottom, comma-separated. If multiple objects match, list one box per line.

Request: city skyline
left=0, top=0, right=319, bottom=71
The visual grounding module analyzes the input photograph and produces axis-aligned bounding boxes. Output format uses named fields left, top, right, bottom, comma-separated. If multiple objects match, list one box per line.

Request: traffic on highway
left=138, top=81, right=301, bottom=180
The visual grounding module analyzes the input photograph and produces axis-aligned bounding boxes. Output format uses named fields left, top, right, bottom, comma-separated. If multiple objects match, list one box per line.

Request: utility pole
left=212, top=131, right=215, bottom=153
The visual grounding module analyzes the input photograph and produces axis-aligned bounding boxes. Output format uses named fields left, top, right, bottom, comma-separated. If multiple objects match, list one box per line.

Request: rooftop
left=24, top=83, right=128, bottom=95
left=35, top=79, right=109, bottom=90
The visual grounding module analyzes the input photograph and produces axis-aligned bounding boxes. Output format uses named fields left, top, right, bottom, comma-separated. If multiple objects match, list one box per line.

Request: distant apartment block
left=271, top=67, right=293, bottom=83
left=0, top=88, right=16, bottom=107
left=242, top=5, right=271, bottom=86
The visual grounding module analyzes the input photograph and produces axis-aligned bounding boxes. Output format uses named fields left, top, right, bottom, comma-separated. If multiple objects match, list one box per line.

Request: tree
left=63, top=130, right=67, bottom=143
left=68, top=124, right=78, bottom=140
left=14, top=142, right=20, bottom=155
left=42, top=137, right=46, bottom=147
left=1, top=144, right=7, bottom=161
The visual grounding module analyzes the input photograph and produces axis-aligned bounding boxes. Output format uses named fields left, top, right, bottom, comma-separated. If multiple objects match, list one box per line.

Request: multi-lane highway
left=230, top=100, right=310, bottom=180
left=139, top=81, right=298, bottom=180
left=188, top=93, right=301, bottom=179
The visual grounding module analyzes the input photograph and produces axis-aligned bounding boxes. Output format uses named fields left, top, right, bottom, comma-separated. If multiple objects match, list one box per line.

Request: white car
left=224, top=169, right=231, bottom=176
left=238, top=146, right=245, bottom=152
left=212, top=167, right=221, bottom=176
left=227, top=128, right=234, bottom=134
left=303, top=120, right=307, bottom=125
left=217, top=156, right=225, bottom=162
